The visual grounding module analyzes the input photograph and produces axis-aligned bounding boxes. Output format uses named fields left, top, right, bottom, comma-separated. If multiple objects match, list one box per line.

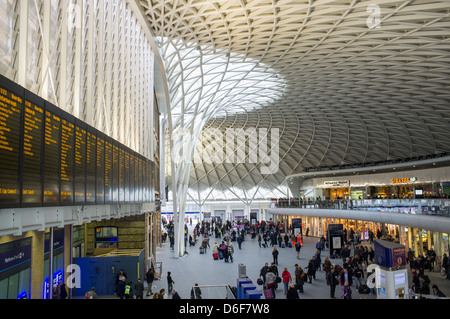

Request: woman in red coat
left=281, top=267, right=292, bottom=295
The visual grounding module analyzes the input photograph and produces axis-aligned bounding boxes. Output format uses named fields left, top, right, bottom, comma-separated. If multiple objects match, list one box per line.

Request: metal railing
left=272, top=199, right=450, bottom=217
left=190, top=284, right=236, bottom=299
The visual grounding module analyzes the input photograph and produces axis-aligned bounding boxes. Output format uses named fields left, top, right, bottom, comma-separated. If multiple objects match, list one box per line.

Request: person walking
left=281, top=267, right=292, bottom=295
left=265, top=269, right=277, bottom=299
left=306, top=259, right=315, bottom=283
left=259, top=263, right=270, bottom=284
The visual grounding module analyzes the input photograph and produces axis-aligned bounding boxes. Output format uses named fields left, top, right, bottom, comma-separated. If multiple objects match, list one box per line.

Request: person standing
left=306, top=259, right=315, bottom=283
left=134, top=277, right=144, bottom=299
left=227, top=243, right=234, bottom=262
left=145, top=268, right=155, bottom=296
left=294, top=265, right=305, bottom=293
left=327, top=267, right=339, bottom=299
left=167, top=271, right=175, bottom=293
left=281, top=267, right=292, bottom=295
left=295, top=241, right=301, bottom=259
left=342, top=281, right=352, bottom=299
left=272, top=247, right=279, bottom=265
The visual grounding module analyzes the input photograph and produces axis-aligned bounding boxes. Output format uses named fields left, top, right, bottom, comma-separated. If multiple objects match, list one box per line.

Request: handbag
left=263, top=288, right=274, bottom=299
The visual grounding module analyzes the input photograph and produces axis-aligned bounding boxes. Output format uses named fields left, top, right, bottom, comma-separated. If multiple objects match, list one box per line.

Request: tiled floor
left=148, top=223, right=450, bottom=300
left=92, top=223, right=449, bottom=300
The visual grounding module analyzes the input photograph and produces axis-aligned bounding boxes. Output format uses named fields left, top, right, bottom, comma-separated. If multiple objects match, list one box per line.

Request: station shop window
left=95, top=226, right=118, bottom=248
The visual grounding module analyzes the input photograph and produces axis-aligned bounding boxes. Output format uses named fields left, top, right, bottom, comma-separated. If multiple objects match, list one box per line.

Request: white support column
left=60, top=0, right=69, bottom=111
left=72, top=0, right=83, bottom=118
left=85, top=0, right=95, bottom=124
left=17, top=0, right=29, bottom=87
left=39, top=0, right=51, bottom=100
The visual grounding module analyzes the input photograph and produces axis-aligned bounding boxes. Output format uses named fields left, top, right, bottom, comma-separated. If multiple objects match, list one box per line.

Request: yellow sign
left=390, top=177, right=410, bottom=184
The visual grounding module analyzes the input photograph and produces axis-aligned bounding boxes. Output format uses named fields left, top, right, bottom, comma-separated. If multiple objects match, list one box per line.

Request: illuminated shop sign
left=323, top=180, right=350, bottom=187
left=390, top=177, right=417, bottom=184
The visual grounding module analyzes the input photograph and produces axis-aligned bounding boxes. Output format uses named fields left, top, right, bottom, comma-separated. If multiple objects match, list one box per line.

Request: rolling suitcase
left=213, top=253, right=219, bottom=260
left=200, top=247, right=205, bottom=254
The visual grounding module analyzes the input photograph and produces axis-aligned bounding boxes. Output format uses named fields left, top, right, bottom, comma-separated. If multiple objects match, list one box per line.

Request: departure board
left=124, top=149, right=130, bottom=202
left=21, top=92, right=44, bottom=206
left=96, top=134, right=105, bottom=204
left=60, top=116, right=75, bottom=205
left=104, top=137, right=112, bottom=204
left=0, top=81, right=22, bottom=207
left=129, top=152, right=135, bottom=203
left=112, top=141, right=119, bottom=203
left=43, top=105, right=61, bottom=205
left=86, top=129, right=96, bottom=204
left=0, top=74, right=155, bottom=209
left=118, top=146, right=125, bottom=203
left=74, top=120, right=86, bottom=204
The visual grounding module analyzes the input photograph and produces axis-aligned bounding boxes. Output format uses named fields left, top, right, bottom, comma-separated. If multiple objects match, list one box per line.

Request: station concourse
left=0, top=0, right=449, bottom=303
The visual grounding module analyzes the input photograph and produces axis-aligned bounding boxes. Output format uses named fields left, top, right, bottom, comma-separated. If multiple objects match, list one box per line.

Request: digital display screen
left=0, top=74, right=154, bottom=209
left=96, top=134, right=105, bottom=204
left=0, top=82, right=22, bottom=207
left=60, top=116, right=75, bottom=205
left=85, top=129, right=96, bottom=204
left=43, top=106, right=61, bottom=205
left=21, top=92, right=44, bottom=206
left=74, top=121, right=86, bottom=204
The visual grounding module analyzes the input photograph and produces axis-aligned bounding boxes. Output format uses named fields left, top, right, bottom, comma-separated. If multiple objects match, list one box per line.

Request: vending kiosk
left=373, top=239, right=409, bottom=299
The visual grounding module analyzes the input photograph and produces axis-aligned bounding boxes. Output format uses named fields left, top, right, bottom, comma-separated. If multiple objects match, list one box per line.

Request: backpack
left=358, top=284, right=370, bottom=294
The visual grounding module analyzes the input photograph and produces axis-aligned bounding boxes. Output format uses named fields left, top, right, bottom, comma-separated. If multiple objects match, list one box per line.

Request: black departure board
left=86, top=129, right=96, bottom=204
left=43, top=104, right=61, bottom=205
left=21, top=92, right=44, bottom=206
left=74, top=120, right=86, bottom=204
left=129, top=152, right=135, bottom=203
left=112, top=141, right=119, bottom=203
left=60, top=115, right=75, bottom=205
left=0, top=81, right=22, bottom=207
left=118, top=146, right=125, bottom=203
left=96, top=134, right=105, bottom=204
left=0, top=75, right=155, bottom=209
left=104, top=137, right=112, bottom=204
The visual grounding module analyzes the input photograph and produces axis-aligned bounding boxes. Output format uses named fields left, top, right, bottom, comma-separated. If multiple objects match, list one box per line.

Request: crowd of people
left=86, top=217, right=448, bottom=300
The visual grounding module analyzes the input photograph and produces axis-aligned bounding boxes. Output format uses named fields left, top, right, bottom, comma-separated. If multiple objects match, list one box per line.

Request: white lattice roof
left=138, top=0, right=450, bottom=201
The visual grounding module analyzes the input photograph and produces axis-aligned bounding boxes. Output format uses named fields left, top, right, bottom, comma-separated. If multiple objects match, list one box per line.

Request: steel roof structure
left=138, top=0, right=450, bottom=206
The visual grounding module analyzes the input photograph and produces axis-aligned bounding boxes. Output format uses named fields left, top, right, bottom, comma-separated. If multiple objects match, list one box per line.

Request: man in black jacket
left=327, top=267, right=339, bottom=299
left=259, top=263, right=270, bottom=283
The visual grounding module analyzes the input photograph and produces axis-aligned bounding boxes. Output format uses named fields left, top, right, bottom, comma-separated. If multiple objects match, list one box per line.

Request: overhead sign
left=323, top=180, right=350, bottom=187
left=390, top=177, right=417, bottom=184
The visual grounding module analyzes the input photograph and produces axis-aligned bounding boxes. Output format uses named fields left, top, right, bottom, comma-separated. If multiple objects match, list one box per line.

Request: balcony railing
left=190, top=284, right=236, bottom=299
left=271, top=199, right=450, bottom=217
